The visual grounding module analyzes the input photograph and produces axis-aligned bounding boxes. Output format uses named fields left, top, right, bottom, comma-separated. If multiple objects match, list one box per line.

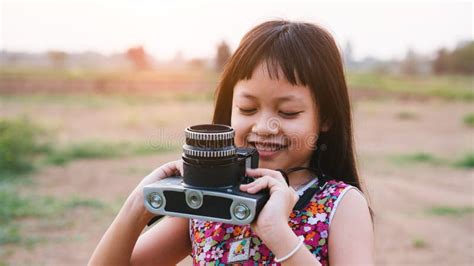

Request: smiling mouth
left=248, top=141, right=288, bottom=152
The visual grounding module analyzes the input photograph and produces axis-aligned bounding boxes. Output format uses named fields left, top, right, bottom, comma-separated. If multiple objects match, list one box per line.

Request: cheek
left=284, top=117, right=319, bottom=149
left=231, top=114, right=248, bottom=147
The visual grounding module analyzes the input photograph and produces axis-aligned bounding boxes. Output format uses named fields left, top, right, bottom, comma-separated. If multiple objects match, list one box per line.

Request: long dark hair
left=212, top=20, right=364, bottom=192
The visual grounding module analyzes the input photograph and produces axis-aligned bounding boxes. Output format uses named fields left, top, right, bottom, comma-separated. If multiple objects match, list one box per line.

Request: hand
left=132, top=159, right=183, bottom=199
left=239, top=168, right=299, bottom=242
left=89, top=159, right=185, bottom=265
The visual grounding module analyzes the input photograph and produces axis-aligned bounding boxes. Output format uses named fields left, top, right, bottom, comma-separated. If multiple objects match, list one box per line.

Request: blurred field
left=0, top=69, right=473, bottom=265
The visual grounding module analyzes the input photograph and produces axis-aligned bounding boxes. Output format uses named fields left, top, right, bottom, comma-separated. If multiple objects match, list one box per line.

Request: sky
left=1, top=0, right=472, bottom=61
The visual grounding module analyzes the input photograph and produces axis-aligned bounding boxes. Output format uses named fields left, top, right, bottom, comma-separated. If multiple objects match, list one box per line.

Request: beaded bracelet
left=274, top=237, right=305, bottom=263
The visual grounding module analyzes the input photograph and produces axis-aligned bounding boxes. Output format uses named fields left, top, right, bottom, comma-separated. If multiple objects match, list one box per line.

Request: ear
left=320, top=117, right=332, bottom=132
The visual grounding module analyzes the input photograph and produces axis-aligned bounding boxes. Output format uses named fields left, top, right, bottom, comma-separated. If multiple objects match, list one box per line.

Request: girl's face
left=231, top=63, right=328, bottom=171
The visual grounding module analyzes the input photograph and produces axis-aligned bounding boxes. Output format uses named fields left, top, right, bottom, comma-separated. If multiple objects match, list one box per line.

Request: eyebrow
left=239, top=92, right=304, bottom=104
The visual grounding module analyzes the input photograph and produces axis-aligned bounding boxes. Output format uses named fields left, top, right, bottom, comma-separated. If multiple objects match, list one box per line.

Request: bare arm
left=241, top=169, right=373, bottom=265
left=89, top=160, right=189, bottom=266
left=131, top=216, right=191, bottom=266
left=88, top=192, right=155, bottom=266
left=328, top=189, right=375, bottom=265
left=240, top=168, right=322, bottom=265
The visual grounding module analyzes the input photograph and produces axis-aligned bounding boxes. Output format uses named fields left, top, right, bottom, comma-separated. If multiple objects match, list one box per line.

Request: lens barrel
left=182, top=124, right=244, bottom=188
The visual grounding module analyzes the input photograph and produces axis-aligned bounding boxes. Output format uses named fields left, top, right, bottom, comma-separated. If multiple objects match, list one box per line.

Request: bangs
left=214, top=20, right=361, bottom=192
left=230, top=23, right=318, bottom=88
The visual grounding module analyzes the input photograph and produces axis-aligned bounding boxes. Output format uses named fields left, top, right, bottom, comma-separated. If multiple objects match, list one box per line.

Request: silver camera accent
left=143, top=177, right=258, bottom=225
left=185, top=189, right=203, bottom=209
left=232, top=202, right=251, bottom=220
left=147, top=192, right=164, bottom=209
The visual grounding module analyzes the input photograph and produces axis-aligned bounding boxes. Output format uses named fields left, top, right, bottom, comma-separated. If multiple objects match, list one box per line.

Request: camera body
left=143, top=124, right=269, bottom=225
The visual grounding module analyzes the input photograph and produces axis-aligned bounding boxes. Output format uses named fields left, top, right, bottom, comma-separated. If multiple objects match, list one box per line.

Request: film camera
left=143, top=124, right=269, bottom=225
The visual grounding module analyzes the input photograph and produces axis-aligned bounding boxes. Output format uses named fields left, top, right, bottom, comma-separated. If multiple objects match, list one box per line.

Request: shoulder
left=313, top=179, right=369, bottom=223
left=329, top=187, right=371, bottom=227
left=321, top=179, right=371, bottom=231
left=327, top=185, right=374, bottom=265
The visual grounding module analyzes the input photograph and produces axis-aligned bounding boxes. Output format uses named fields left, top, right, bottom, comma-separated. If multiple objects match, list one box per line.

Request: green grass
left=0, top=116, right=178, bottom=247
left=44, top=140, right=180, bottom=166
left=396, top=111, right=418, bottom=120
left=347, top=72, right=474, bottom=101
left=0, top=90, right=213, bottom=109
left=0, top=184, right=31, bottom=225
left=452, top=153, right=474, bottom=169
left=426, top=206, right=474, bottom=217
left=388, top=152, right=442, bottom=165
left=463, top=113, right=474, bottom=127
left=412, top=237, right=427, bottom=248
left=0, top=181, right=105, bottom=245
left=0, top=224, right=21, bottom=245
left=388, top=152, right=474, bottom=169
left=0, top=117, right=178, bottom=180
left=44, top=141, right=126, bottom=165
left=0, top=117, right=51, bottom=180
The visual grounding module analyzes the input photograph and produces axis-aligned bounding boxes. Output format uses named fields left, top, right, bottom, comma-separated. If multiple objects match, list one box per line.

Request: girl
left=90, top=20, right=374, bottom=266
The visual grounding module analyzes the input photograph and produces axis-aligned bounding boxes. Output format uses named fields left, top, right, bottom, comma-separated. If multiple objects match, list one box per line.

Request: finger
left=173, top=160, right=184, bottom=176
left=146, top=160, right=180, bottom=180
left=239, top=176, right=263, bottom=191
left=240, top=176, right=282, bottom=194
left=288, top=186, right=300, bottom=203
left=240, top=178, right=267, bottom=194
left=246, top=168, right=287, bottom=183
left=159, top=161, right=178, bottom=177
left=240, top=178, right=262, bottom=189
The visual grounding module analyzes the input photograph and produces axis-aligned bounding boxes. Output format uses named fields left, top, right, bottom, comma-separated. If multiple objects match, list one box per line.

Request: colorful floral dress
left=189, top=179, right=354, bottom=265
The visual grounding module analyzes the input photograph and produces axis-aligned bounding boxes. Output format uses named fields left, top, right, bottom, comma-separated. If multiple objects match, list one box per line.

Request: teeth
left=254, top=143, right=284, bottom=151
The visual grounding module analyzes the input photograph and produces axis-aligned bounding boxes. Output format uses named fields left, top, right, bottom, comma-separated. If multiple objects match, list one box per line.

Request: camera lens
left=183, top=124, right=236, bottom=159
left=182, top=124, right=243, bottom=188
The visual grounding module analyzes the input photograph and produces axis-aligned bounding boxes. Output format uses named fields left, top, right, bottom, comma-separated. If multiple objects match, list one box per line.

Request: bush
left=0, top=117, right=50, bottom=179
left=463, top=113, right=474, bottom=127
left=453, top=153, right=474, bottom=169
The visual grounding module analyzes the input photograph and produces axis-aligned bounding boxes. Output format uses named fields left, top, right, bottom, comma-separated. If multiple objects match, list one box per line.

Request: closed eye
left=238, top=107, right=257, bottom=115
left=280, top=111, right=303, bottom=118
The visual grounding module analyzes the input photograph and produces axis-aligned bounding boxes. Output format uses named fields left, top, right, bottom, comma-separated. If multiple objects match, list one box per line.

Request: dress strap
left=293, top=175, right=329, bottom=211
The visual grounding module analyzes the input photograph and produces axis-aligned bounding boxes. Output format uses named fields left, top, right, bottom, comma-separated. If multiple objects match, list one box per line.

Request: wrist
left=259, top=222, right=299, bottom=255
left=123, top=188, right=155, bottom=225
left=274, top=237, right=305, bottom=263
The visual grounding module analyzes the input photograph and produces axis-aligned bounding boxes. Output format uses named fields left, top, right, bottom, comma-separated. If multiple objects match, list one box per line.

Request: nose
left=251, top=115, right=280, bottom=136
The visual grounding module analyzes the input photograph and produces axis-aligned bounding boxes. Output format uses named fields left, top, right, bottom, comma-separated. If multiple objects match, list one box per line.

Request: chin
left=257, top=159, right=284, bottom=170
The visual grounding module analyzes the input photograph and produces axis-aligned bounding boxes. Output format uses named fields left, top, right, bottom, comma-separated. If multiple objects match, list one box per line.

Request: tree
left=400, top=48, right=420, bottom=76
left=215, top=41, right=231, bottom=71
left=47, top=50, right=67, bottom=68
left=450, top=41, right=474, bottom=74
left=430, top=41, right=474, bottom=75
left=126, top=46, right=150, bottom=70
left=432, top=48, right=449, bottom=75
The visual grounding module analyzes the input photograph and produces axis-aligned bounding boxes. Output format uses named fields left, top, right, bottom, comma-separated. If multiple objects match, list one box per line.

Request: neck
left=287, top=169, right=314, bottom=189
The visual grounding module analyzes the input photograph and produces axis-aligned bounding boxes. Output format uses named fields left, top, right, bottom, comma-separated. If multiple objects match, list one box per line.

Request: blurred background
left=0, top=0, right=472, bottom=265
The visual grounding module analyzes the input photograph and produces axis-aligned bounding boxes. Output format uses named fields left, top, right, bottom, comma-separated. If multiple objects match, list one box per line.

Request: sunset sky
left=1, top=0, right=472, bottom=61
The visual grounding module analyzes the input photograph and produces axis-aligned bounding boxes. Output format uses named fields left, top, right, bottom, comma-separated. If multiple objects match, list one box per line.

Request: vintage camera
left=143, top=124, right=269, bottom=225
